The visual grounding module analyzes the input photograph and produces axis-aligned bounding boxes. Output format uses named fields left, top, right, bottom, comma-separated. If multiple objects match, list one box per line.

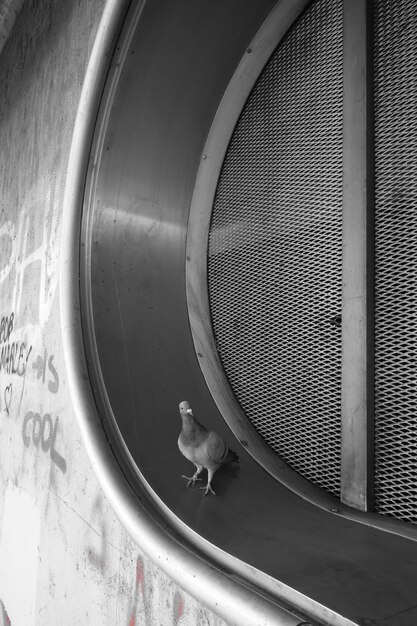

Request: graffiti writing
left=0, top=311, right=32, bottom=378
left=0, top=599, right=11, bottom=626
left=127, top=557, right=186, bottom=626
left=0, top=313, right=14, bottom=344
left=3, top=384, right=12, bottom=416
left=0, top=175, right=61, bottom=327
left=0, top=341, right=32, bottom=377
left=32, top=349, right=59, bottom=393
left=0, top=311, right=32, bottom=416
left=22, top=412, right=66, bottom=473
left=128, top=557, right=146, bottom=626
left=87, top=496, right=108, bottom=572
left=173, top=590, right=185, bottom=625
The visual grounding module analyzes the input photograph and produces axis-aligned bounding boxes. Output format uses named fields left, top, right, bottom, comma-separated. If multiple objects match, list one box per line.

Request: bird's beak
left=186, top=408, right=193, bottom=415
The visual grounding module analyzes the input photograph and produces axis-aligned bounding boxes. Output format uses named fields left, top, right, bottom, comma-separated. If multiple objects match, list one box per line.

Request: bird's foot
left=200, top=483, right=216, bottom=496
left=181, top=474, right=201, bottom=488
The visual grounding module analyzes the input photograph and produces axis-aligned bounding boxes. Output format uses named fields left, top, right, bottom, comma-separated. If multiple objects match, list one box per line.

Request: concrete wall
left=0, top=2, right=226, bottom=624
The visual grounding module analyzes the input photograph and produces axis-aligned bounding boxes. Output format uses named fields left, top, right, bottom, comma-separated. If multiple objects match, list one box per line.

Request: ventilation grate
left=207, top=0, right=344, bottom=496
left=374, top=0, right=417, bottom=523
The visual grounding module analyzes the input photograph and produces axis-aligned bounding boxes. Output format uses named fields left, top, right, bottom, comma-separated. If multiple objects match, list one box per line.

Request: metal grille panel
left=374, top=0, right=417, bottom=522
left=207, top=0, right=343, bottom=495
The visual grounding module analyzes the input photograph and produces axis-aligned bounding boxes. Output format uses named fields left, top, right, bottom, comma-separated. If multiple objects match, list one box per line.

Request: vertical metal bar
left=341, top=0, right=374, bottom=510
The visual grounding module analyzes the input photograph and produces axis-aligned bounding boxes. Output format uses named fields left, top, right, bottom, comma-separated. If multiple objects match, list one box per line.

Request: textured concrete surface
left=0, top=1, right=227, bottom=624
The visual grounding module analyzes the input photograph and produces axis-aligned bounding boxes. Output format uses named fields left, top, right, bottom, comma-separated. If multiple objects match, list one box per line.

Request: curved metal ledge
left=59, top=1, right=309, bottom=624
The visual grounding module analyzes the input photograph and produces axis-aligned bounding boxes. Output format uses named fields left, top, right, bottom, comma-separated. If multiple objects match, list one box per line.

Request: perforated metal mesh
left=207, top=0, right=343, bottom=495
left=374, top=0, right=417, bottom=523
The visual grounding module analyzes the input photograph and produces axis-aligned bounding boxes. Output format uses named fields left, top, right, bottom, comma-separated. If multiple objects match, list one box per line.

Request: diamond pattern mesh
left=374, top=0, right=417, bottom=522
left=207, top=0, right=343, bottom=496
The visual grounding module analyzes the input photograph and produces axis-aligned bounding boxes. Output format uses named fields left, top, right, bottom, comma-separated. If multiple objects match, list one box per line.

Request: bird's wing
left=203, top=431, right=228, bottom=465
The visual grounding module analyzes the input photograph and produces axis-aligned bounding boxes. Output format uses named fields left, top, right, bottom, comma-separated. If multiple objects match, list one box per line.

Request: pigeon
left=177, top=400, right=239, bottom=495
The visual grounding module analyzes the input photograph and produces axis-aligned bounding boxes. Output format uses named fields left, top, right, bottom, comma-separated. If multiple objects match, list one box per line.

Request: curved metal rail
left=59, top=0, right=311, bottom=624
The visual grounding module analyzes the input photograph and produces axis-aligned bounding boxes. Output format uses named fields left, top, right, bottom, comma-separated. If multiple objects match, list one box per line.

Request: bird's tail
left=227, top=449, right=239, bottom=464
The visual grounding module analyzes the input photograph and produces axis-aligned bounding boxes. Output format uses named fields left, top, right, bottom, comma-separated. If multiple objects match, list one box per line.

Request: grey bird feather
left=177, top=400, right=239, bottom=495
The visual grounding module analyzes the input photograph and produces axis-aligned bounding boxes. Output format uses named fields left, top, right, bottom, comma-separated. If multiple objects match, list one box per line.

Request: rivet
left=202, top=154, right=207, bottom=160
left=247, top=48, right=252, bottom=53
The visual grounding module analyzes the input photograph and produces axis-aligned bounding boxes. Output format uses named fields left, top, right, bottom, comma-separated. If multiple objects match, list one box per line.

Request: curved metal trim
left=186, top=0, right=338, bottom=510
left=59, top=1, right=320, bottom=624
left=185, top=0, right=417, bottom=545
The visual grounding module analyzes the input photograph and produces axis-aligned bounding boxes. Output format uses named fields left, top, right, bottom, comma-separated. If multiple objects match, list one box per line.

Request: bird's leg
left=201, top=468, right=216, bottom=496
left=182, top=464, right=203, bottom=487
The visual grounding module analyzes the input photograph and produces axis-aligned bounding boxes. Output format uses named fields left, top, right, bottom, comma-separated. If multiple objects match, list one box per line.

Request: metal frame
left=341, top=0, right=374, bottom=511
left=185, top=0, right=417, bottom=542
